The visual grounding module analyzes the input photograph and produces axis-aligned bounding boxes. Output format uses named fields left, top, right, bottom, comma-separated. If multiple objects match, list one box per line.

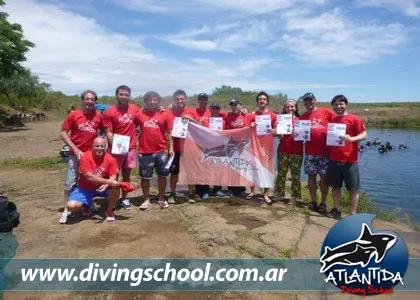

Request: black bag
left=0, top=195, right=20, bottom=232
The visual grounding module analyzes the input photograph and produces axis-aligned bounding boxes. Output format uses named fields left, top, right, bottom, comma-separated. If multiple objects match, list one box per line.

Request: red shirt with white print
left=278, top=116, right=303, bottom=155
left=62, top=109, right=102, bottom=154
left=103, top=103, right=140, bottom=150
left=78, top=151, right=119, bottom=190
left=135, top=110, right=170, bottom=154
left=166, top=107, right=194, bottom=152
left=329, top=114, right=366, bottom=163
left=300, top=107, right=336, bottom=156
left=224, top=112, right=250, bottom=129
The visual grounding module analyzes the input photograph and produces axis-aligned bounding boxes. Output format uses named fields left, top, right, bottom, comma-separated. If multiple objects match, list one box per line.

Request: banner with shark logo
left=178, top=122, right=275, bottom=188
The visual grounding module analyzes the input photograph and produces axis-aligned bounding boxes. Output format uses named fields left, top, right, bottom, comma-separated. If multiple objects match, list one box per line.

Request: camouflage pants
left=275, top=153, right=303, bottom=198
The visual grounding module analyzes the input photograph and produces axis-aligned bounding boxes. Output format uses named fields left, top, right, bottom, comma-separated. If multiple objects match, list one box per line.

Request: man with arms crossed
left=66, top=137, right=121, bottom=222
left=326, top=95, right=367, bottom=219
left=136, top=91, right=173, bottom=210
left=59, top=90, right=102, bottom=224
left=300, top=92, right=336, bottom=214
left=103, top=85, right=139, bottom=210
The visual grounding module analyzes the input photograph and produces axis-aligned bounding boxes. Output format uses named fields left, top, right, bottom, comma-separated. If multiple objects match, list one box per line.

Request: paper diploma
left=171, top=117, right=189, bottom=139
left=209, top=117, right=223, bottom=130
left=294, top=120, right=311, bottom=141
left=111, top=134, right=130, bottom=154
left=165, top=154, right=175, bottom=170
left=276, top=114, right=293, bottom=135
left=256, top=115, right=272, bottom=136
left=327, top=123, right=347, bottom=147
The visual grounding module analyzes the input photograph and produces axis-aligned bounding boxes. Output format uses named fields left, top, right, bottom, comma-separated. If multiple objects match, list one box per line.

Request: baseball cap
left=302, top=92, right=316, bottom=101
left=119, top=182, right=136, bottom=193
left=197, top=93, right=208, bottom=99
left=229, top=99, right=241, bottom=106
left=210, top=103, right=220, bottom=109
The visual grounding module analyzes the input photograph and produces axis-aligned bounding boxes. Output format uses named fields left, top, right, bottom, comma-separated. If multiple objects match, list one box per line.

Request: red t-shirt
left=300, top=107, right=336, bottom=156
left=278, top=116, right=303, bottom=155
left=224, top=112, right=250, bottom=129
left=78, top=151, right=119, bottom=190
left=246, top=110, right=277, bottom=127
left=329, top=114, right=366, bottom=163
left=102, top=104, right=140, bottom=150
left=135, top=110, right=170, bottom=154
left=166, top=108, right=194, bottom=152
left=62, top=110, right=102, bottom=153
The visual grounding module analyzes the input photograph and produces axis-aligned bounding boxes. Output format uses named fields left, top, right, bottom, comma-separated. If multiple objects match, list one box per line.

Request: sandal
left=263, top=195, right=272, bottom=204
left=139, top=199, right=150, bottom=210
left=245, top=192, right=257, bottom=200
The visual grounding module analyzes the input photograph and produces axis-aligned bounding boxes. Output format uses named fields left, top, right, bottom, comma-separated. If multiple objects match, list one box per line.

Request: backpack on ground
left=0, top=194, right=20, bottom=232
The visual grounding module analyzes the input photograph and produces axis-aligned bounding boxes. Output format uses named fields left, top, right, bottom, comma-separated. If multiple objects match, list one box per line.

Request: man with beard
left=326, top=95, right=367, bottom=219
left=299, top=92, right=336, bottom=214
left=66, top=137, right=121, bottom=222
left=59, top=90, right=103, bottom=224
left=103, top=85, right=140, bottom=210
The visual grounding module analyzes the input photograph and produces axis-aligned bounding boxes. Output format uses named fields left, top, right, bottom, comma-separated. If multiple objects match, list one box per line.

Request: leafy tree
left=0, top=0, right=35, bottom=78
left=0, top=68, right=40, bottom=108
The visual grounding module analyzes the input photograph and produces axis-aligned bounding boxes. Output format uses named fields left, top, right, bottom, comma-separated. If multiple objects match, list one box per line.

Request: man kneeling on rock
left=66, top=137, right=120, bottom=222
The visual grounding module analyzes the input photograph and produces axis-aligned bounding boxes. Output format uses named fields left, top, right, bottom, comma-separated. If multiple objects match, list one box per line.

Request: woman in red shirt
left=274, top=100, right=303, bottom=205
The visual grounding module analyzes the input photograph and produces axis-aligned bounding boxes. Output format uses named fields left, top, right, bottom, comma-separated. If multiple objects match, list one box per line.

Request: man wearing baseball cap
left=299, top=92, right=336, bottom=214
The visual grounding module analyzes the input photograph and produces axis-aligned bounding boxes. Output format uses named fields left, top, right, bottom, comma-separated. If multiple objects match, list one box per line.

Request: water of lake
left=275, top=128, right=420, bottom=223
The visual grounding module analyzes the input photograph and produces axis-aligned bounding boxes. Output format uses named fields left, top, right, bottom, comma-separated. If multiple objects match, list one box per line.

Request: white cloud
left=115, top=0, right=324, bottom=15
left=358, top=0, right=420, bottom=17
left=273, top=8, right=406, bottom=65
left=4, top=0, right=375, bottom=97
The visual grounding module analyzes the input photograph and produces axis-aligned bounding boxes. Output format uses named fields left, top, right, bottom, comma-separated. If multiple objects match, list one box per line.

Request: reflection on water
left=274, top=128, right=420, bottom=222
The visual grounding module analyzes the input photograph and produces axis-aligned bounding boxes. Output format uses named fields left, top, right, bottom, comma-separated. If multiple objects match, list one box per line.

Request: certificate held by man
left=276, top=114, right=293, bottom=135
left=209, top=117, right=223, bottom=130
left=171, top=117, right=189, bottom=139
left=111, top=134, right=130, bottom=154
left=327, top=123, right=347, bottom=146
left=256, top=115, right=272, bottom=136
left=294, top=120, right=311, bottom=141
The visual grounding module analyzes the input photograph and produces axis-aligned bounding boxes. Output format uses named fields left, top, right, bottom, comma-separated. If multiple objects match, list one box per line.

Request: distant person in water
left=399, top=143, right=408, bottom=150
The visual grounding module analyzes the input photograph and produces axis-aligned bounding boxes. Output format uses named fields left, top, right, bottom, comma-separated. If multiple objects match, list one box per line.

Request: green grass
left=0, top=156, right=64, bottom=169
left=278, top=248, right=294, bottom=258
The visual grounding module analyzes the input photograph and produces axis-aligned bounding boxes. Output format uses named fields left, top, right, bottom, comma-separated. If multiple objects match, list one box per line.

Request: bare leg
left=350, top=189, right=359, bottom=214
left=107, top=187, right=120, bottom=212
left=307, top=175, right=318, bottom=204
left=66, top=201, right=83, bottom=213
left=263, top=188, right=271, bottom=203
left=332, top=187, right=341, bottom=211
left=320, top=175, right=329, bottom=205
left=158, top=176, right=166, bottom=199
left=170, top=174, right=178, bottom=194
left=141, top=178, right=150, bottom=200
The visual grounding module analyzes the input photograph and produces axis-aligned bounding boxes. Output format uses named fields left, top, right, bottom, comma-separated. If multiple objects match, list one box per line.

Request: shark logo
left=202, top=137, right=249, bottom=161
left=320, top=223, right=396, bottom=273
left=320, top=214, right=408, bottom=296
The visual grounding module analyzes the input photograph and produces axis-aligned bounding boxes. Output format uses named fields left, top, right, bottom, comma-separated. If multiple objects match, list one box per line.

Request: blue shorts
left=304, top=155, right=329, bottom=176
left=68, top=187, right=108, bottom=207
left=139, top=152, right=169, bottom=179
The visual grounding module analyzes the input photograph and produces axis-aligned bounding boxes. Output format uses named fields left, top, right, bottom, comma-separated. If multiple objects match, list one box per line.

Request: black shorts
left=170, top=151, right=181, bottom=175
left=326, top=161, right=360, bottom=190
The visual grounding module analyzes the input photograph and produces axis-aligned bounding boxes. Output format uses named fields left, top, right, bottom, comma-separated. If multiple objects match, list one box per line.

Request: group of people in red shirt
left=59, top=86, right=367, bottom=224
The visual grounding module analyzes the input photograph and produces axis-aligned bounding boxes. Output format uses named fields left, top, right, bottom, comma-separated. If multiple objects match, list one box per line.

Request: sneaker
left=167, top=193, right=177, bottom=204
left=215, top=190, right=225, bottom=197
left=317, top=203, right=327, bottom=214
left=327, top=208, right=342, bottom=219
left=202, top=193, right=210, bottom=200
left=188, top=193, right=196, bottom=203
left=105, top=210, right=116, bottom=222
left=227, top=190, right=234, bottom=197
left=139, top=199, right=150, bottom=210
left=121, top=199, right=132, bottom=210
left=308, top=201, right=318, bottom=212
left=59, top=210, right=71, bottom=224
left=158, top=199, right=169, bottom=209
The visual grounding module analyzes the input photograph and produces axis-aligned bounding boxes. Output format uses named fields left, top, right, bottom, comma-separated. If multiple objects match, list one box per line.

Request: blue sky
left=4, top=0, right=420, bottom=102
